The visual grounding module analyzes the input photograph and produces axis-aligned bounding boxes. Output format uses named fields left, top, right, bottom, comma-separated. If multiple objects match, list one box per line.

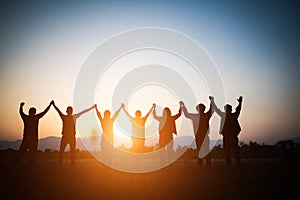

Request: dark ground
left=0, top=150, right=299, bottom=200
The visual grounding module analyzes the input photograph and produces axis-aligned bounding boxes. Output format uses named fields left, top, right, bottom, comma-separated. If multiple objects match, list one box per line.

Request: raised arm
left=37, top=101, right=53, bottom=118
left=234, top=96, right=243, bottom=117
left=211, top=98, right=223, bottom=117
left=206, top=96, right=214, bottom=115
left=19, top=102, right=26, bottom=118
left=112, top=104, right=123, bottom=121
left=122, top=104, right=133, bottom=119
left=179, top=101, right=193, bottom=119
left=52, top=101, right=64, bottom=118
left=173, top=104, right=182, bottom=120
left=95, top=104, right=102, bottom=121
left=76, top=104, right=96, bottom=118
left=152, top=104, right=161, bottom=120
left=144, top=104, right=155, bottom=119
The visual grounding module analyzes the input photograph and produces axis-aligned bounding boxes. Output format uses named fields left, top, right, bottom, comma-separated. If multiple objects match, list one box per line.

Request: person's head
left=29, top=107, right=36, bottom=116
left=66, top=106, right=73, bottom=115
left=224, top=104, right=232, bottom=113
left=163, top=107, right=171, bottom=118
left=135, top=110, right=142, bottom=118
left=104, top=110, right=111, bottom=118
left=196, top=104, right=206, bottom=113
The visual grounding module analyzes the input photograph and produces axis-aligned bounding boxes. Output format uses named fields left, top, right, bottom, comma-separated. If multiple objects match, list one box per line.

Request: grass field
left=0, top=153, right=299, bottom=200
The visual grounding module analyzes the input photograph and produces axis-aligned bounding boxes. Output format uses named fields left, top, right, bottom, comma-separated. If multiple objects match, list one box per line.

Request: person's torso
left=159, top=117, right=171, bottom=131
left=62, top=115, right=76, bottom=137
left=222, top=113, right=240, bottom=136
left=131, top=118, right=146, bottom=138
left=195, top=113, right=211, bottom=136
left=23, top=115, right=40, bottom=139
left=101, top=118, right=114, bottom=141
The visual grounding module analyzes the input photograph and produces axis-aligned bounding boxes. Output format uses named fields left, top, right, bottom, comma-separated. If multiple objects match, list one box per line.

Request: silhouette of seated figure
left=95, top=104, right=122, bottom=162
left=180, top=96, right=214, bottom=167
left=122, top=104, right=155, bottom=153
left=52, top=101, right=95, bottom=167
left=212, top=96, right=243, bottom=166
left=16, top=101, right=52, bottom=164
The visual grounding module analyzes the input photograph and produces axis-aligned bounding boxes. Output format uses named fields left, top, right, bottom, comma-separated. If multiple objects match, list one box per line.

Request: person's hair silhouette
left=212, top=96, right=243, bottom=166
left=152, top=103, right=181, bottom=162
left=16, top=101, right=52, bottom=164
left=180, top=96, right=214, bottom=167
left=122, top=104, right=155, bottom=153
left=95, top=104, right=122, bottom=162
left=52, top=101, right=95, bottom=167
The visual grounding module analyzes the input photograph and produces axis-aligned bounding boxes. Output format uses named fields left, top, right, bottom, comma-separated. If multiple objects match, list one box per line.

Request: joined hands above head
left=152, top=103, right=155, bottom=109
left=179, top=101, right=184, bottom=107
left=153, top=103, right=156, bottom=110
left=51, top=100, right=56, bottom=106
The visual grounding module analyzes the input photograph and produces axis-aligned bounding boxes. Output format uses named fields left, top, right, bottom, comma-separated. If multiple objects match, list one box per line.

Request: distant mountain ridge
left=0, top=136, right=100, bottom=151
left=1, top=136, right=298, bottom=151
left=0, top=135, right=222, bottom=151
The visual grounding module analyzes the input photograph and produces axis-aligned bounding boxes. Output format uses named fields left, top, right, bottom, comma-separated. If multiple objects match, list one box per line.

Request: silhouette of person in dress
left=153, top=104, right=181, bottom=162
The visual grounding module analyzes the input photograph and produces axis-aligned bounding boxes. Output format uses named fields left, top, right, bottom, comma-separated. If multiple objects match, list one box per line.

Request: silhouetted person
left=153, top=104, right=181, bottom=162
left=212, top=96, right=243, bottom=166
left=53, top=101, right=95, bottom=167
left=95, top=104, right=122, bottom=162
left=122, top=104, right=155, bottom=153
left=16, top=101, right=52, bottom=164
left=180, top=96, right=214, bottom=167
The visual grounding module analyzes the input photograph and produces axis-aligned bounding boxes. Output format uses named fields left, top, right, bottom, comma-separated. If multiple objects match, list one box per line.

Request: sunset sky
left=0, top=0, right=299, bottom=146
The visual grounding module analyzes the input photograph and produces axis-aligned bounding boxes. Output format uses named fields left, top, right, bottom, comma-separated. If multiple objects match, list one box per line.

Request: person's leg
left=131, top=138, right=136, bottom=152
left=159, top=146, right=165, bottom=165
left=195, top=135, right=202, bottom=167
left=100, top=135, right=107, bottom=162
left=70, top=138, right=76, bottom=167
left=133, top=138, right=138, bottom=153
left=59, top=137, right=67, bottom=165
left=201, top=135, right=211, bottom=168
left=28, top=140, right=38, bottom=165
left=109, top=140, right=115, bottom=165
left=206, top=136, right=212, bottom=168
left=233, top=137, right=240, bottom=166
left=15, top=139, right=28, bottom=164
left=158, top=136, right=164, bottom=150
left=137, top=138, right=145, bottom=153
left=141, top=139, right=146, bottom=153
left=158, top=137, right=166, bottom=164
left=167, top=140, right=174, bottom=164
left=224, top=136, right=231, bottom=166
left=102, top=135, right=113, bottom=164
left=134, top=139, right=142, bottom=167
